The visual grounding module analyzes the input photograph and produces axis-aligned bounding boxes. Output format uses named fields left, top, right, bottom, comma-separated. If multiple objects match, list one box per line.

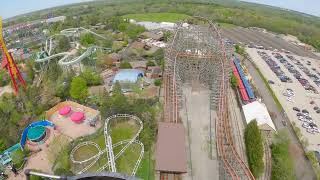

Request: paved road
left=244, top=59, right=316, bottom=180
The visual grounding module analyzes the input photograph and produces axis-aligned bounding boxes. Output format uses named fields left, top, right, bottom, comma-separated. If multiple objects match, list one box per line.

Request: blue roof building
left=113, top=69, right=144, bottom=84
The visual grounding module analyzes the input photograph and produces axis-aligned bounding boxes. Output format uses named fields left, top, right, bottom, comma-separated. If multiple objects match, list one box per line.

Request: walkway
left=180, top=86, right=219, bottom=180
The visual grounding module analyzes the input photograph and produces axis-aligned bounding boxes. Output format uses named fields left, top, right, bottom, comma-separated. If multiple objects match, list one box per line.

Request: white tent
left=242, top=101, right=276, bottom=132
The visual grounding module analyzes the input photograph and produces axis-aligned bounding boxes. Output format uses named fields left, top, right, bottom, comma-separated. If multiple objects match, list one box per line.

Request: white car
left=307, top=128, right=315, bottom=134
left=303, top=112, right=309, bottom=116
left=314, top=128, right=320, bottom=133
left=287, top=97, right=294, bottom=102
left=302, top=123, right=310, bottom=128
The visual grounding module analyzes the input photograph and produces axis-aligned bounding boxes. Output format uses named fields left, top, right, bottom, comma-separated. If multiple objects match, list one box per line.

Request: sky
left=241, top=0, right=320, bottom=17
left=1, top=0, right=320, bottom=19
left=1, top=0, right=93, bottom=19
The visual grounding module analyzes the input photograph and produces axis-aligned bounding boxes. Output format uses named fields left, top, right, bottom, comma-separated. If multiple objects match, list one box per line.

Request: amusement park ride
left=0, top=16, right=26, bottom=94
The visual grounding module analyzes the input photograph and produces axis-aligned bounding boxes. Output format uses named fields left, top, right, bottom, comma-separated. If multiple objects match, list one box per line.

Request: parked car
left=282, top=120, right=287, bottom=126
left=317, top=110, right=320, bottom=114
left=307, top=128, right=315, bottom=134
left=287, top=97, right=294, bottom=102
left=268, top=80, right=275, bottom=84
left=293, top=107, right=300, bottom=112
left=302, top=109, right=309, bottom=113
left=306, top=116, right=312, bottom=120
left=302, top=122, right=310, bottom=128
left=310, top=101, right=315, bottom=104
left=314, top=106, right=319, bottom=110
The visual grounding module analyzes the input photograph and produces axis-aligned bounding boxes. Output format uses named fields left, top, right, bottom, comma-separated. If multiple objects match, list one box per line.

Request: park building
left=242, top=101, right=277, bottom=136
left=112, top=69, right=144, bottom=93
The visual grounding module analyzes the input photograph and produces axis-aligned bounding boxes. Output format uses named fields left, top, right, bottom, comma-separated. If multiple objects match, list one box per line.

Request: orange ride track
left=0, top=16, right=26, bottom=94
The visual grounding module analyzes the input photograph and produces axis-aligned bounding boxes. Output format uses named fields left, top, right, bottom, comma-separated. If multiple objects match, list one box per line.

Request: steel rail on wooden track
left=214, top=23, right=255, bottom=180
left=163, top=16, right=255, bottom=179
left=194, top=16, right=255, bottom=180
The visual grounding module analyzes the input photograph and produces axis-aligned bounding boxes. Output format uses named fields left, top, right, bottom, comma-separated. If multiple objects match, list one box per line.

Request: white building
left=242, top=101, right=276, bottom=135
left=46, top=16, right=66, bottom=23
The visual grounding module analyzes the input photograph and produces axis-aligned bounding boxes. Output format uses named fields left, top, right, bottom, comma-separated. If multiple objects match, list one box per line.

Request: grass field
left=71, top=120, right=145, bottom=175
left=136, top=150, right=155, bottom=180
left=122, top=13, right=189, bottom=23
left=218, top=22, right=237, bottom=28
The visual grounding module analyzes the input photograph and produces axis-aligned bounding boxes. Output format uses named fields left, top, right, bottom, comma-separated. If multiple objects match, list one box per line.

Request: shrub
left=154, top=79, right=162, bottom=86
left=146, top=60, right=156, bottom=67
left=119, top=61, right=132, bottom=69
left=80, top=68, right=102, bottom=86
left=270, top=130, right=295, bottom=180
left=80, top=33, right=96, bottom=46
left=244, top=120, right=264, bottom=178
left=70, top=77, right=88, bottom=102
left=230, top=74, right=238, bottom=88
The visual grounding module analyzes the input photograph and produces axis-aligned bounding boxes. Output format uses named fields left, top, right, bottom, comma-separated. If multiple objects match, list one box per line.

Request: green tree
left=146, top=60, right=156, bottom=67
left=270, top=130, right=295, bottom=180
left=230, top=74, right=238, bottom=88
left=80, top=33, right=96, bottom=46
left=163, top=31, right=172, bottom=42
left=244, top=120, right=264, bottom=178
left=0, top=69, right=8, bottom=86
left=0, top=138, right=6, bottom=152
left=80, top=68, right=102, bottom=86
left=235, top=45, right=245, bottom=55
left=70, top=77, right=88, bottom=102
left=57, top=36, right=71, bottom=52
left=154, top=79, right=162, bottom=86
left=113, top=81, right=122, bottom=96
left=119, top=61, right=132, bottom=69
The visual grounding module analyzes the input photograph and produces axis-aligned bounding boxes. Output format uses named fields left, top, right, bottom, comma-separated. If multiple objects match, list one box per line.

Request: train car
left=231, top=62, right=249, bottom=102
left=233, top=58, right=255, bottom=100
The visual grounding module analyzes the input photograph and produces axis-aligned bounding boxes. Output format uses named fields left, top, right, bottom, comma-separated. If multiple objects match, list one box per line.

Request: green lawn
left=123, top=13, right=189, bottom=23
left=218, top=22, right=237, bottom=28
left=70, top=120, right=144, bottom=175
left=136, top=150, right=155, bottom=180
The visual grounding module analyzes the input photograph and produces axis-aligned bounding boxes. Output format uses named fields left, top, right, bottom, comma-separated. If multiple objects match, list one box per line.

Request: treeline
left=6, top=0, right=320, bottom=51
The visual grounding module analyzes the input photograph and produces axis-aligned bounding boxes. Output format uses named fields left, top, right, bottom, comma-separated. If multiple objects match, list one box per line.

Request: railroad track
left=160, top=172, right=181, bottom=180
left=262, top=137, right=271, bottom=180
left=210, top=18, right=255, bottom=180
left=163, top=16, right=255, bottom=179
left=228, top=90, right=247, bottom=161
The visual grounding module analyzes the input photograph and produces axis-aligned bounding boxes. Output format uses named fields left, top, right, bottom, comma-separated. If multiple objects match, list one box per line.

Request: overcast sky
left=1, top=0, right=319, bottom=19
left=1, top=0, right=93, bottom=19
left=241, top=0, right=320, bottom=17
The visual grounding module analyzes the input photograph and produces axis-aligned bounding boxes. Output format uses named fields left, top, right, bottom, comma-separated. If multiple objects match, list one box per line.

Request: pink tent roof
left=71, top=112, right=85, bottom=123
left=59, top=106, right=71, bottom=116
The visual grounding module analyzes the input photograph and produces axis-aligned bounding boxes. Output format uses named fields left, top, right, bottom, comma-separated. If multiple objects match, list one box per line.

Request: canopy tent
left=242, top=101, right=276, bottom=132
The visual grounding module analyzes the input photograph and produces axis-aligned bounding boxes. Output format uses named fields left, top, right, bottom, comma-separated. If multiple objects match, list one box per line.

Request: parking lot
left=221, top=27, right=319, bottom=59
left=247, top=48, right=320, bottom=151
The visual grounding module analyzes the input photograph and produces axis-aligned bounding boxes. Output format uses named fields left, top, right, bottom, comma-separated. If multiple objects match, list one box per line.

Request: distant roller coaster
left=70, top=114, right=144, bottom=176
left=35, top=27, right=112, bottom=72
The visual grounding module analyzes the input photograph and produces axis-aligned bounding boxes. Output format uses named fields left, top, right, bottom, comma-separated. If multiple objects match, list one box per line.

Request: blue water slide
left=20, top=120, right=54, bottom=149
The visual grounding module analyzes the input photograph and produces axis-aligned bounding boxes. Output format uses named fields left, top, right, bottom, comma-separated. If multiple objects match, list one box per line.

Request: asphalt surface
left=244, top=58, right=316, bottom=180
left=221, top=27, right=319, bottom=59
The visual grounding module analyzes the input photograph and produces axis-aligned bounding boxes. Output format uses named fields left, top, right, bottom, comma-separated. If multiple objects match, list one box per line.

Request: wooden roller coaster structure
left=163, top=16, right=255, bottom=180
